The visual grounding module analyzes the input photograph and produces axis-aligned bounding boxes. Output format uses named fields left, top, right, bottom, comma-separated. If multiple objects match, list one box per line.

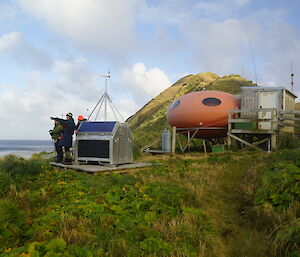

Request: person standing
left=75, top=115, right=87, bottom=133
left=49, top=120, right=64, bottom=163
left=51, top=113, right=75, bottom=164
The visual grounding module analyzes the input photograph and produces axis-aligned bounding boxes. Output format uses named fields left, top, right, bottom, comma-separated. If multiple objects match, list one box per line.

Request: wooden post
left=172, top=126, right=176, bottom=154
left=227, top=111, right=232, bottom=148
left=271, top=134, right=277, bottom=150
left=187, top=131, right=190, bottom=152
left=177, top=135, right=183, bottom=153
left=203, top=140, right=207, bottom=157
left=182, top=129, right=199, bottom=153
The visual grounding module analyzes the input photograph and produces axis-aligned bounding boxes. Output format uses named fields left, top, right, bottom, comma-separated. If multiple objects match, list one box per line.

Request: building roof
left=241, top=86, right=297, bottom=99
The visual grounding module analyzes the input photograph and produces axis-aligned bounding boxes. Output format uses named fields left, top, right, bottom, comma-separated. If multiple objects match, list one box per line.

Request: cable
left=107, top=95, right=125, bottom=122
left=244, top=25, right=258, bottom=85
left=95, top=95, right=105, bottom=121
left=88, top=94, right=104, bottom=121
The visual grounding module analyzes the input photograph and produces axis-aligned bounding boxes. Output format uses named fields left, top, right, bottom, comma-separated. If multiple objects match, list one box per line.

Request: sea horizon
left=0, top=139, right=54, bottom=158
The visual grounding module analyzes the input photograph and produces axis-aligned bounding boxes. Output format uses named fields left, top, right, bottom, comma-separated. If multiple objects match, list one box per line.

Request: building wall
left=241, top=88, right=258, bottom=119
left=281, top=90, right=295, bottom=133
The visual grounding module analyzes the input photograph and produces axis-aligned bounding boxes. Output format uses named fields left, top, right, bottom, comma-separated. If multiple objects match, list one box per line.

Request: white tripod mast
left=88, top=71, right=124, bottom=122
left=100, top=72, right=110, bottom=121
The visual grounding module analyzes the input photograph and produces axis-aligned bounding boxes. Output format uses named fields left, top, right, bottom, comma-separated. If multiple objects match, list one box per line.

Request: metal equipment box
left=74, top=121, right=133, bottom=165
left=211, top=145, right=226, bottom=153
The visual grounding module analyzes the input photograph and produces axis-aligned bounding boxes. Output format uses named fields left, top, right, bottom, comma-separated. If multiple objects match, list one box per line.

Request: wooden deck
left=50, top=162, right=154, bottom=174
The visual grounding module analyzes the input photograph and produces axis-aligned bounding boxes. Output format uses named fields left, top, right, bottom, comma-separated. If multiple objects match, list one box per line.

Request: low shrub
left=255, top=162, right=300, bottom=211
left=254, top=153, right=300, bottom=256
left=0, top=155, right=51, bottom=179
left=272, top=218, right=300, bottom=257
left=277, top=134, right=300, bottom=150
left=269, top=148, right=300, bottom=168
left=0, top=199, right=27, bottom=249
left=1, top=238, right=104, bottom=257
left=0, top=172, right=14, bottom=197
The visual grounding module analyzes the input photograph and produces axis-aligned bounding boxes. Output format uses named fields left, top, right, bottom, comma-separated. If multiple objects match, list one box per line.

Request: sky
left=0, top=0, right=299, bottom=139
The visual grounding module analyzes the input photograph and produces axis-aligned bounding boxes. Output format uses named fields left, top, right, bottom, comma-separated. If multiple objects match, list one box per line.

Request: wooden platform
left=144, top=149, right=171, bottom=154
left=50, top=162, right=154, bottom=174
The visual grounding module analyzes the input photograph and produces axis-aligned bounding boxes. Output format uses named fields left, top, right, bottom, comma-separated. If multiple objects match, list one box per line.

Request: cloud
left=138, top=0, right=189, bottom=25
left=53, top=58, right=102, bottom=101
left=122, top=63, right=171, bottom=104
left=181, top=18, right=251, bottom=75
left=256, top=19, right=300, bottom=93
left=0, top=81, right=137, bottom=139
left=225, top=0, right=251, bottom=6
left=0, top=57, right=139, bottom=139
left=0, top=32, right=52, bottom=69
left=0, top=3, right=17, bottom=20
left=18, top=0, right=139, bottom=55
left=0, top=78, right=113, bottom=139
left=194, top=2, right=231, bottom=18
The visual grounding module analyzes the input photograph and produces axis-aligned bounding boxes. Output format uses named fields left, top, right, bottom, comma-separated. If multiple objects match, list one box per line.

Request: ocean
left=0, top=140, right=54, bottom=158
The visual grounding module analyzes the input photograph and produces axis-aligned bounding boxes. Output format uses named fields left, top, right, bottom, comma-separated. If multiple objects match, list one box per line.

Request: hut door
left=258, top=91, right=278, bottom=130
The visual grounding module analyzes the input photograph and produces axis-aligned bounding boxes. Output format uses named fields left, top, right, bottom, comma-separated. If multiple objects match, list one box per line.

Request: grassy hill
left=127, top=72, right=256, bottom=152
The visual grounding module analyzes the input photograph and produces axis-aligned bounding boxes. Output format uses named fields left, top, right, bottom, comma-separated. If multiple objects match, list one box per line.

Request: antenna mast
left=244, top=25, right=258, bottom=85
left=102, top=71, right=110, bottom=121
left=88, top=71, right=124, bottom=122
left=291, top=62, right=294, bottom=92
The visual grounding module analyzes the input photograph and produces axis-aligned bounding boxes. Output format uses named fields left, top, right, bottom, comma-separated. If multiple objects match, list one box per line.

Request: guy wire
left=244, top=25, right=258, bottom=85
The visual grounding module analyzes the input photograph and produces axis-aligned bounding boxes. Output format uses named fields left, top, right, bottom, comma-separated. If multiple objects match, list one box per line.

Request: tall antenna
left=244, top=25, right=258, bottom=85
left=101, top=71, right=110, bottom=121
left=291, top=62, right=294, bottom=92
left=88, top=71, right=124, bottom=122
left=242, top=64, right=245, bottom=78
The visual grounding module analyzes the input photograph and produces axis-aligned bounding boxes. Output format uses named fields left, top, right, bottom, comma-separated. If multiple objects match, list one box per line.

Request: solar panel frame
left=78, top=121, right=117, bottom=132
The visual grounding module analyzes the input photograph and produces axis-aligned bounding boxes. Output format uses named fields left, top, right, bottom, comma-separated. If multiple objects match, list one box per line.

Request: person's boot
left=57, top=158, right=63, bottom=163
left=63, top=151, right=73, bottom=165
left=63, top=159, right=72, bottom=165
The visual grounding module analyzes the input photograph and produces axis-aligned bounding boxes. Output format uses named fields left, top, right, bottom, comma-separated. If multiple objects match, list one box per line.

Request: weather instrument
left=74, top=71, right=133, bottom=165
left=88, top=71, right=124, bottom=122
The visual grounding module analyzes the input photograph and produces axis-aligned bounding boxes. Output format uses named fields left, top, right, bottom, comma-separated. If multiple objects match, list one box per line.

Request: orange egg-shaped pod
left=166, top=91, right=240, bottom=138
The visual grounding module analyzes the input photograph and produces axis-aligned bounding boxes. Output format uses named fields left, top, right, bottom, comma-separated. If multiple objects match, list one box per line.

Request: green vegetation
left=251, top=149, right=300, bottom=257
left=206, top=75, right=256, bottom=94
left=0, top=155, right=220, bottom=257
left=0, top=147, right=299, bottom=256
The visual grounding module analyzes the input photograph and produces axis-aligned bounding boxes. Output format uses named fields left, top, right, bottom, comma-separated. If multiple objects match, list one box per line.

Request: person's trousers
left=55, top=140, right=63, bottom=162
left=64, top=147, right=72, bottom=161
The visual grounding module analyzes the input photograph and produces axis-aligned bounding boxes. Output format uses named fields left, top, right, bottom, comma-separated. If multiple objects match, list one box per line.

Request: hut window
left=202, top=97, right=221, bottom=106
left=170, top=100, right=180, bottom=109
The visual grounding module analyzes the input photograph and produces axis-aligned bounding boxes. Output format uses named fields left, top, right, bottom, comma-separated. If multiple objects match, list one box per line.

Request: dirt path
left=201, top=155, right=271, bottom=257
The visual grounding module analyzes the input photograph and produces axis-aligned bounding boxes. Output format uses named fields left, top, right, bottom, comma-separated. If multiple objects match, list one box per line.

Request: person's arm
left=51, top=117, right=67, bottom=125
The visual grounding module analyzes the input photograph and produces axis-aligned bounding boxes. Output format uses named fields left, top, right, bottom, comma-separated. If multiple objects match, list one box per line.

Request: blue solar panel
left=78, top=122, right=116, bottom=132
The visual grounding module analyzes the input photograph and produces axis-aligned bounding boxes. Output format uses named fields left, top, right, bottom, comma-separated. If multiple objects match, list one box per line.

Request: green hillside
left=127, top=72, right=256, bottom=152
